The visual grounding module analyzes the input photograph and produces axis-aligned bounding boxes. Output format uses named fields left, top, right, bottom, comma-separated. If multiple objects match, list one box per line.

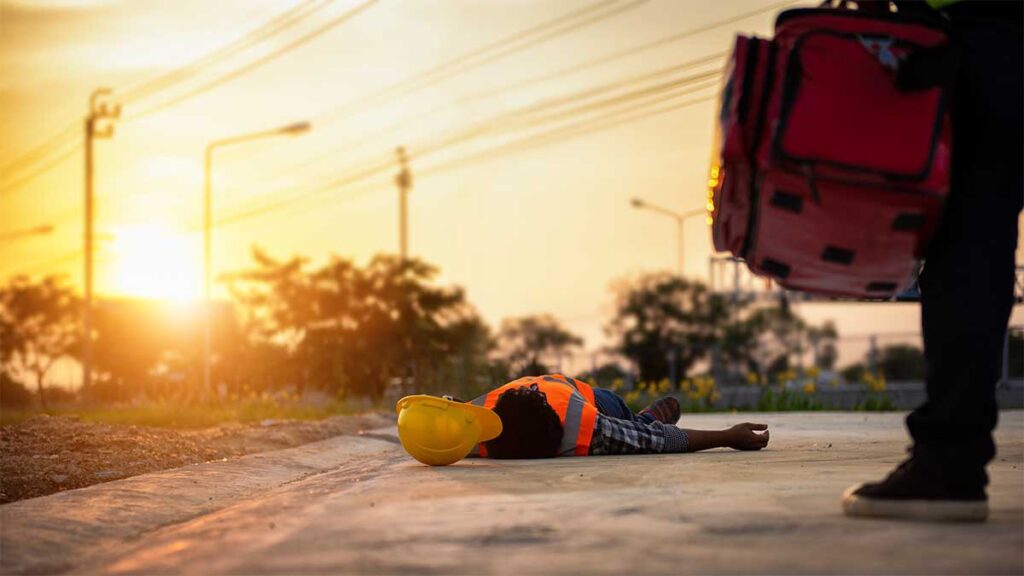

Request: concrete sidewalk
left=2, top=412, right=1022, bottom=574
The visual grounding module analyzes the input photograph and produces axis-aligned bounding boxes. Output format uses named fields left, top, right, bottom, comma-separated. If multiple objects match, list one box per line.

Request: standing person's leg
left=844, top=3, right=1023, bottom=522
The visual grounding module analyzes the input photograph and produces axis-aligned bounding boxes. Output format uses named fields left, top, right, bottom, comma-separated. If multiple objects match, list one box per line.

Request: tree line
left=3, top=249, right=977, bottom=409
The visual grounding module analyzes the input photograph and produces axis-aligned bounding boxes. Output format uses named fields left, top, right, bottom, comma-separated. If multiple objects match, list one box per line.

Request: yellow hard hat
left=395, top=395, right=503, bottom=466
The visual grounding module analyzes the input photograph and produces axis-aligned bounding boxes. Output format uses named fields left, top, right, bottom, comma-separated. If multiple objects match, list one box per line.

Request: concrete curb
left=0, top=425, right=401, bottom=575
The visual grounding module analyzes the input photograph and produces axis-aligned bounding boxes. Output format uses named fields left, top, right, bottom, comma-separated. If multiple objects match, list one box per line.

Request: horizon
left=3, top=0, right=1022, bottom=375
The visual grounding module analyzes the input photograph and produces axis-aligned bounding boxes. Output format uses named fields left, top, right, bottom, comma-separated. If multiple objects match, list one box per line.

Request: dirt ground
left=0, top=412, right=393, bottom=504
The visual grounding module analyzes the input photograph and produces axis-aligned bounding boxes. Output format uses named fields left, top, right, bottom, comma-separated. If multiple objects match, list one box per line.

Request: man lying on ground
left=466, top=373, right=769, bottom=458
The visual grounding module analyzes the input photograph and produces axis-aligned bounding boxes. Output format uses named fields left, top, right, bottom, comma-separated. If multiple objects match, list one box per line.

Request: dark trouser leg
left=592, top=388, right=645, bottom=421
left=908, top=6, right=1023, bottom=489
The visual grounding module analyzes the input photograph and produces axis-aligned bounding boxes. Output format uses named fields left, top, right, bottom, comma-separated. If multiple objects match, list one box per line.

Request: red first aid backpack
left=709, top=4, right=954, bottom=298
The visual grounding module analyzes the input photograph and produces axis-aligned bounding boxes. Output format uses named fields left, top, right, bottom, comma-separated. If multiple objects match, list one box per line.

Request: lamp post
left=630, top=197, right=705, bottom=277
left=203, top=121, right=311, bottom=397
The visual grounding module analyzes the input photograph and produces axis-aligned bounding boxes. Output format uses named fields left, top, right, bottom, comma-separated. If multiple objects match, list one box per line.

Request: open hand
left=726, top=423, right=769, bottom=451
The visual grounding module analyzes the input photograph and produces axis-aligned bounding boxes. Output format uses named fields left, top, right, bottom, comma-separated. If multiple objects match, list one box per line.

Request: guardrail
left=714, top=380, right=1024, bottom=411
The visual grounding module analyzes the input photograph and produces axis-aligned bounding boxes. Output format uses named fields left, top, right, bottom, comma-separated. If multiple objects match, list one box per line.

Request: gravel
left=0, top=412, right=393, bottom=504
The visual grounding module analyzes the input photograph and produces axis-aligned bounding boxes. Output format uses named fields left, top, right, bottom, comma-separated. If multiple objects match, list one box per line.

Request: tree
left=575, top=362, right=628, bottom=388
left=0, top=276, right=80, bottom=409
left=878, top=344, right=925, bottom=381
left=841, top=363, right=867, bottom=384
left=0, top=371, right=33, bottom=409
left=606, top=273, right=731, bottom=382
left=807, top=321, right=839, bottom=370
left=496, top=314, right=583, bottom=377
left=225, top=249, right=491, bottom=400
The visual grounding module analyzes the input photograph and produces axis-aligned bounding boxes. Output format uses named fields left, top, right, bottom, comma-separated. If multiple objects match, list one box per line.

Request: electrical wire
left=8, top=1, right=794, bottom=271
left=0, top=143, right=80, bottom=194
left=307, top=0, right=648, bottom=130
left=125, top=0, right=380, bottom=121
left=214, top=89, right=719, bottom=231
left=284, top=51, right=726, bottom=176
left=0, top=0, right=344, bottom=192
left=220, top=0, right=793, bottom=189
left=116, top=0, right=334, bottom=104
left=204, top=65, right=722, bottom=229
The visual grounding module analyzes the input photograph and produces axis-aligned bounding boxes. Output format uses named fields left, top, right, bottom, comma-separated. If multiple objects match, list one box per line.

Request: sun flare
left=111, top=224, right=200, bottom=302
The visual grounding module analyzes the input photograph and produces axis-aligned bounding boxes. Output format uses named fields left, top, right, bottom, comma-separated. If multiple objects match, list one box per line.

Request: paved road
left=2, top=412, right=1022, bottom=574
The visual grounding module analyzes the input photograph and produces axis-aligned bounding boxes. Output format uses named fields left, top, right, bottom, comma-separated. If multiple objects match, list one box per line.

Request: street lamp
left=203, top=121, right=311, bottom=397
left=630, top=197, right=705, bottom=277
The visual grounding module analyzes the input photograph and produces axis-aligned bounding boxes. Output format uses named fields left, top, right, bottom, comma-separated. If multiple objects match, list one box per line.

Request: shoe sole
left=842, top=484, right=988, bottom=522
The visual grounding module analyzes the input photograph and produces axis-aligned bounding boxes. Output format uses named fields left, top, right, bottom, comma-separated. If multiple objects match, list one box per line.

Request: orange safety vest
left=470, top=374, right=598, bottom=457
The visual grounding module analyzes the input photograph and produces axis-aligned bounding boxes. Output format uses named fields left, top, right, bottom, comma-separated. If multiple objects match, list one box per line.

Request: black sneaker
left=842, top=457, right=988, bottom=522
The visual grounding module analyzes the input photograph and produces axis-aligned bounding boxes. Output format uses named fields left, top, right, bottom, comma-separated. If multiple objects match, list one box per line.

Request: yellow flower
left=864, top=372, right=887, bottom=392
left=745, top=371, right=760, bottom=385
left=802, top=381, right=816, bottom=394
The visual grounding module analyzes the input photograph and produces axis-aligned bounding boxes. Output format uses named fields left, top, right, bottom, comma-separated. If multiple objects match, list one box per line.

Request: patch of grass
left=755, top=389, right=824, bottom=412
left=1, top=398, right=360, bottom=429
left=852, top=394, right=898, bottom=412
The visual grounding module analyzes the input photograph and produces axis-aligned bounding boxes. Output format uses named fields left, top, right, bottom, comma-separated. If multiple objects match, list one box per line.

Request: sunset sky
left=2, top=0, right=1021, bottom=371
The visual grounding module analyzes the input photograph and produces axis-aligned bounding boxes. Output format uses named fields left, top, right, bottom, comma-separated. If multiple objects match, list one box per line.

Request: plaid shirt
left=588, top=414, right=688, bottom=455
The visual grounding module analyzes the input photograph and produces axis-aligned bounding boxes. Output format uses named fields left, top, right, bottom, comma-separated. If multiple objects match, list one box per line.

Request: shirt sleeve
left=588, top=414, right=689, bottom=455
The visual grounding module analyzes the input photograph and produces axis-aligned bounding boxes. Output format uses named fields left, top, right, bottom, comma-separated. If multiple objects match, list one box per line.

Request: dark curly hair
left=484, top=384, right=564, bottom=459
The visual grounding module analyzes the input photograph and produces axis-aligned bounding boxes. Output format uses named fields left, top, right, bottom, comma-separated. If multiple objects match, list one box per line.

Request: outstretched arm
left=682, top=423, right=769, bottom=452
left=589, top=417, right=770, bottom=455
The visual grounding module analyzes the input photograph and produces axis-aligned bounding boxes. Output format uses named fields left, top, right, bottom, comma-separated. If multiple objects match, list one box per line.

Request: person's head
left=484, top=384, right=564, bottom=459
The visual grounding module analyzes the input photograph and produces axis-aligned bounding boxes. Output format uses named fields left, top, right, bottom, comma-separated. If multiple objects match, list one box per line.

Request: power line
left=216, top=0, right=790, bottom=191
left=0, top=142, right=80, bottom=194
left=447, top=0, right=794, bottom=108
left=204, top=65, right=721, bottom=229
left=7, top=0, right=788, bottom=270
left=308, top=0, right=648, bottom=131
left=126, top=0, right=379, bottom=121
left=285, top=51, right=726, bottom=176
left=213, top=78, right=720, bottom=228
left=13, top=70, right=717, bottom=279
left=219, top=90, right=719, bottom=232
left=210, top=73, right=719, bottom=227
left=116, top=0, right=334, bottom=104
left=0, top=0, right=345, bottom=193
left=36, top=2, right=700, bottom=229
left=200, top=0, right=649, bottom=183
left=0, top=123, right=79, bottom=180
left=120, top=0, right=653, bottom=202
left=424, top=93, right=718, bottom=177
left=40, top=51, right=721, bottom=235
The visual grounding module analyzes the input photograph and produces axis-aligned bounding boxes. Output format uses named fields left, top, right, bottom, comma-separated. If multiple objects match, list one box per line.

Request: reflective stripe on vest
left=471, top=375, right=598, bottom=457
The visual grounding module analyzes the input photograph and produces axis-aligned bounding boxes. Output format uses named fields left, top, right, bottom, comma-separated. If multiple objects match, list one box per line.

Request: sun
left=110, top=224, right=200, bottom=302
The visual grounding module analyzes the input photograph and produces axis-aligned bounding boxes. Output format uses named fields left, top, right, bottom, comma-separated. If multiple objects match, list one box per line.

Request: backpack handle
left=819, top=0, right=895, bottom=12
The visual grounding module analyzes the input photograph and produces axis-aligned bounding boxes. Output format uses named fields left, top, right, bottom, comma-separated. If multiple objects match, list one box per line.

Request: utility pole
left=395, top=147, right=412, bottom=261
left=83, top=88, right=119, bottom=392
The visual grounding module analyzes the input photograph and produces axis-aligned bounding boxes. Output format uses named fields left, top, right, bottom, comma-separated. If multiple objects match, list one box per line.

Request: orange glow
left=110, top=224, right=200, bottom=302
